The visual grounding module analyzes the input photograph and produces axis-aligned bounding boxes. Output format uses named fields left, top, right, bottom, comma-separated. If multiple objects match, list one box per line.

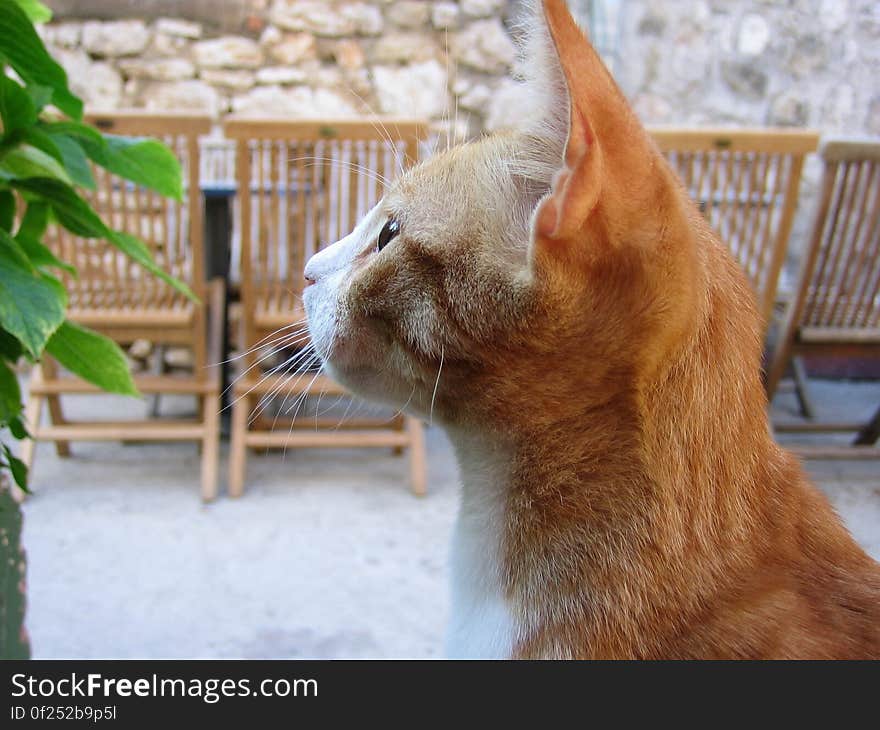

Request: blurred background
left=18, top=0, right=880, bottom=658
left=39, top=0, right=879, bottom=135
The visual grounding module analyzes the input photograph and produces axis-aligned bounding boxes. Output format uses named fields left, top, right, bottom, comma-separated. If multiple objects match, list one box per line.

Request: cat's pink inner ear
left=535, top=194, right=559, bottom=238
left=532, top=0, right=607, bottom=242
left=564, top=106, right=590, bottom=169
left=536, top=100, right=601, bottom=241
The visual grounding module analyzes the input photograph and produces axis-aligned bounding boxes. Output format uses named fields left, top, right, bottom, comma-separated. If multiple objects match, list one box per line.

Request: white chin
left=303, top=288, right=337, bottom=361
left=323, top=358, right=415, bottom=414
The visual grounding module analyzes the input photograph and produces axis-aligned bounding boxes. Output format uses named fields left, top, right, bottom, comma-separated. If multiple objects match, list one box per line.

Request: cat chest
left=445, top=489, right=518, bottom=658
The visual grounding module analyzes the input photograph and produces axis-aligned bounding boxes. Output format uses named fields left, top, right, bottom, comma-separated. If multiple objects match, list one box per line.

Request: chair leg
left=790, top=356, right=815, bottom=420
left=148, top=345, right=166, bottom=418
left=854, top=404, right=880, bottom=446
left=407, top=417, right=426, bottom=497
left=41, top=359, right=70, bottom=457
left=200, top=392, right=220, bottom=502
left=228, top=393, right=249, bottom=498
left=392, top=413, right=405, bottom=456
left=15, top=392, right=44, bottom=501
left=45, top=396, right=71, bottom=457
left=765, top=320, right=798, bottom=403
left=201, top=277, right=228, bottom=499
left=20, top=391, right=43, bottom=470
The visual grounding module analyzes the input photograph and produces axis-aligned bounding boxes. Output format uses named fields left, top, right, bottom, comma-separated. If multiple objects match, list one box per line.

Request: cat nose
left=303, top=258, right=319, bottom=287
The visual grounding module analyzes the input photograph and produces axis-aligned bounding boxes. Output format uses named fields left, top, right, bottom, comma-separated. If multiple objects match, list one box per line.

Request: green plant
left=0, top=472, right=27, bottom=659
left=0, top=0, right=192, bottom=494
left=0, top=0, right=193, bottom=659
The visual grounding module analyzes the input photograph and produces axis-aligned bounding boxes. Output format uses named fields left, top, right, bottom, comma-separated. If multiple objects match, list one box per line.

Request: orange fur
left=507, top=0, right=880, bottom=658
left=304, top=0, right=880, bottom=658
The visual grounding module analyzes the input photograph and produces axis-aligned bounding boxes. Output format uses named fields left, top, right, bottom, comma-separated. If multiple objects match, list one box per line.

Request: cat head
left=304, top=0, right=714, bottom=431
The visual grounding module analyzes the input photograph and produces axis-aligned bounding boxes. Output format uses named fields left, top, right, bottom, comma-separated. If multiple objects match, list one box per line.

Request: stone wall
left=39, top=0, right=880, bottom=256
left=615, top=0, right=880, bottom=254
left=40, top=0, right=534, bottom=141
left=618, top=0, right=879, bottom=137
left=40, top=0, right=879, bottom=139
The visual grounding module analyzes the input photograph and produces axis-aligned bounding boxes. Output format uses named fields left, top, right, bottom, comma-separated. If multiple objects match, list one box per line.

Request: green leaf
left=0, top=470, right=31, bottom=657
left=2, top=444, right=28, bottom=493
left=0, top=74, right=35, bottom=137
left=26, top=83, right=52, bottom=112
left=22, top=128, right=62, bottom=163
left=16, top=234, right=75, bottom=276
left=8, top=414, right=28, bottom=439
left=0, top=0, right=82, bottom=119
left=10, top=178, right=196, bottom=301
left=0, top=144, right=73, bottom=185
left=0, top=228, right=66, bottom=357
left=0, top=468, right=31, bottom=657
left=43, top=132, right=94, bottom=189
left=0, top=328, right=22, bottom=361
left=15, top=200, right=48, bottom=240
left=37, top=122, right=101, bottom=190
left=86, top=135, right=183, bottom=200
left=0, top=359, right=22, bottom=423
left=0, top=190, right=14, bottom=232
left=40, top=120, right=103, bottom=148
left=46, top=320, right=138, bottom=396
left=0, top=226, right=32, bottom=270
left=11, top=177, right=105, bottom=237
left=11, top=0, right=51, bottom=24
left=45, top=124, right=182, bottom=198
left=108, top=231, right=195, bottom=301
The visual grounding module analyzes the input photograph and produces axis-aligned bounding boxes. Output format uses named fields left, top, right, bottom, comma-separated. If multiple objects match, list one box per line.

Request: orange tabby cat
left=303, top=0, right=880, bottom=658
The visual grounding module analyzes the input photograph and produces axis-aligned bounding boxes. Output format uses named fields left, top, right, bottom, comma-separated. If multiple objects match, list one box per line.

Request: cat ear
left=533, top=0, right=602, bottom=241
left=530, top=0, right=648, bottom=244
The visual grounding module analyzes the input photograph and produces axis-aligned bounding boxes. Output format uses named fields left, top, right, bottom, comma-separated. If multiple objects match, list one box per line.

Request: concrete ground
left=19, top=379, right=880, bottom=658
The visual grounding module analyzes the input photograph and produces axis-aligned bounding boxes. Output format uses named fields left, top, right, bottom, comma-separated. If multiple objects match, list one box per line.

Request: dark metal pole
left=203, top=186, right=234, bottom=425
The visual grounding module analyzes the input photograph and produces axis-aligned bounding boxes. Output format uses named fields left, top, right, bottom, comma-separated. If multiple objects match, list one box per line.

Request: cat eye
left=377, top=218, right=400, bottom=252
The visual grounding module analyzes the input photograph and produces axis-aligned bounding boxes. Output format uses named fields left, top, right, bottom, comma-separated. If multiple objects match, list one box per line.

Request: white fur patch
left=445, top=431, right=518, bottom=659
left=303, top=203, right=383, bottom=358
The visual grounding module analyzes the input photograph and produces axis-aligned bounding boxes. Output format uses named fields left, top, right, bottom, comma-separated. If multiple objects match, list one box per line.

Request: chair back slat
left=799, top=142, right=880, bottom=331
left=48, top=113, right=211, bottom=311
left=651, top=128, right=819, bottom=321
left=225, top=119, right=427, bottom=322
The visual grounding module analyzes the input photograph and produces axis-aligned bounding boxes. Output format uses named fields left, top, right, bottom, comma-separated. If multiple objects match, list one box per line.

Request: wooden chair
left=765, top=138, right=880, bottom=458
left=223, top=118, right=429, bottom=497
left=21, top=113, right=225, bottom=500
left=651, top=128, right=819, bottom=324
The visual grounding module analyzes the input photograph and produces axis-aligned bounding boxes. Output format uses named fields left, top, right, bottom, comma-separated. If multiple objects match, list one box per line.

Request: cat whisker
left=280, top=387, right=312, bottom=462
left=290, top=156, right=390, bottom=187
left=271, top=322, right=332, bottom=460
left=229, top=352, right=304, bottom=415
left=332, top=396, right=357, bottom=433
left=223, top=330, right=310, bottom=370
left=443, top=27, right=452, bottom=154
left=391, top=384, right=417, bottom=423
left=215, top=323, right=308, bottom=366
left=429, top=346, right=444, bottom=426
left=314, top=390, right=350, bottom=423
left=221, top=333, right=312, bottom=402
left=343, top=78, right=424, bottom=173
left=224, top=346, right=314, bottom=415
left=313, top=381, right=329, bottom=429
left=334, top=394, right=369, bottom=432
left=337, top=84, right=416, bottom=174
left=332, top=86, right=399, bottom=158
left=271, top=350, right=321, bottom=425
left=278, top=367, right=325, bottom=460
left=251, top=347, right=319, bottom=419
left=222, top=347, right=299, bottom=406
